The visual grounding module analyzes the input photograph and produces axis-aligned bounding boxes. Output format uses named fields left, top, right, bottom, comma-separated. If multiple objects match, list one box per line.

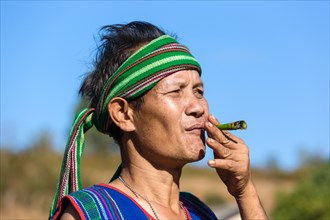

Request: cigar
left=216, top=120, right=247, bottom=130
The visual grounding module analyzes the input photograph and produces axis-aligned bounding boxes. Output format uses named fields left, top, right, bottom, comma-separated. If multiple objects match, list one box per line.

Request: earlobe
left=107, top=97, right=135, bottom=132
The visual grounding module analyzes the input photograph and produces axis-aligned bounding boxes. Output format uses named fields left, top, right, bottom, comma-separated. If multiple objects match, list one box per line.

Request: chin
left=188, top=144, right=206, bottom=161
left=175, top=148, right=205, bottom=167
left=196, top=148, right=206, bottom=160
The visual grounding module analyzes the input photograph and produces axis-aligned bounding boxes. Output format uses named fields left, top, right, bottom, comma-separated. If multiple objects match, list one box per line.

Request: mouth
left=186, top=123, right=205, bottom=135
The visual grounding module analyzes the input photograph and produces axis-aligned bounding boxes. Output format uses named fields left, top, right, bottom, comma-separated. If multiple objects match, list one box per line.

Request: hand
left=204, top=115, right=251, bottom=198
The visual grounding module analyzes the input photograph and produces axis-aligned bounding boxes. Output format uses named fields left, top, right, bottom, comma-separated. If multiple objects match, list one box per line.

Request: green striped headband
left=49, top=35, right=201, bottom=218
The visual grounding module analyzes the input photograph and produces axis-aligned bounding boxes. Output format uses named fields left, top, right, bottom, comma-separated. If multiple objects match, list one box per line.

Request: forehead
left=155, top=70, right=203, bottom=88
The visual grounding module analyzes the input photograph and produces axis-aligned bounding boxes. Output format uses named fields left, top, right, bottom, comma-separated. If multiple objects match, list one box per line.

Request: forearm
left=235, top=181, right=269, bottom=220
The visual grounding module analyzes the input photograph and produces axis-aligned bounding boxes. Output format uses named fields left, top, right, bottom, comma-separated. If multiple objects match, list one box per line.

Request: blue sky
left=1, top=1, right=329, bottom=170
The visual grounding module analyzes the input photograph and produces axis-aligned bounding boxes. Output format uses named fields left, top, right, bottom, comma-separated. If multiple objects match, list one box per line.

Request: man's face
left=132, top=70, right=209, bottom=167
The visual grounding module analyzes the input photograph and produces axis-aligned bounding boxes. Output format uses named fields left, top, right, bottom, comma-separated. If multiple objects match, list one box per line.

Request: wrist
left=234, top=180, right=269, bottom=220
left=235, top=180, right=257, bottom=202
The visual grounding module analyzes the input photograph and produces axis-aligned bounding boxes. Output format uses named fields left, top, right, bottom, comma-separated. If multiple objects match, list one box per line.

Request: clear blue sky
left=1, top=1, right=329, bottom=170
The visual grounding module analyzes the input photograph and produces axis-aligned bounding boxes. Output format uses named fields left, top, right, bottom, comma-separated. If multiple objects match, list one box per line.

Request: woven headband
left=49, top=35, right=201, bottom=218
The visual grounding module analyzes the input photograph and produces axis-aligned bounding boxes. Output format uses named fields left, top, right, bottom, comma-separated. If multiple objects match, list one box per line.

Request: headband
left=49, top=35, right=201, bottom=218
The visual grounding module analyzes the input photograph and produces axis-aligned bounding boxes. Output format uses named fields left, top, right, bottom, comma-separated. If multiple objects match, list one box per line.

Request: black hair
left=79, top=21, right=167, bottom=144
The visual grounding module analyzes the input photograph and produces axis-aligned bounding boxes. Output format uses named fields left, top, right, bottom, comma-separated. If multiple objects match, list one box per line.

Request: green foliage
left=0, top=133, right=61, bottom=211
left=271, top=160, right=330, bottom=220
left=204, top=192, right=225, bottom=206
left=0, top=133, right=121, bottom=217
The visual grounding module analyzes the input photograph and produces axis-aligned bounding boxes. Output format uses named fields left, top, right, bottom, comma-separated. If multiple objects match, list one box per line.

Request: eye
left=164, top=88, right=181, bottom=97
left=195, top=88, right=204, bottom=98
left=169, top=89, right=181, bottom=94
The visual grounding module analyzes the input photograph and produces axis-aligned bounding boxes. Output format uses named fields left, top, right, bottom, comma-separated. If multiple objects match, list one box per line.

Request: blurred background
left=1, top=1, right=329, bottom=219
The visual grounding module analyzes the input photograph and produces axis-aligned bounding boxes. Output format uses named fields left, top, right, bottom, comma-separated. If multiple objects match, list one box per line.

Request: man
left=49, top=21, right=268, bottom=220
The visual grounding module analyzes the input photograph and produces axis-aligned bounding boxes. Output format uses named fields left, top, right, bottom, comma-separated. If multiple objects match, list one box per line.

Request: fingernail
left=210, top=115, right=216, bottom=121
left=208, top=138, right=214, bottom=143
left=207, top=122, right=213, bottom=127
left=208, top=160, right=215, bottom=166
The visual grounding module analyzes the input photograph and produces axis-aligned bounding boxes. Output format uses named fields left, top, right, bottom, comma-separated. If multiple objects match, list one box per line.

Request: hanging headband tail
left=49, top=108, right=94, bottom=218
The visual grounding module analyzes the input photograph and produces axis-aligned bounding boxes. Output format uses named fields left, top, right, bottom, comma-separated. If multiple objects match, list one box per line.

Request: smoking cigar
left=216, top=120, right=247, bottom=130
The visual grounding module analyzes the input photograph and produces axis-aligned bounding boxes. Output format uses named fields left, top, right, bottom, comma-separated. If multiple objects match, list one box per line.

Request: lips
left=186, top=123, right=205, bottom=133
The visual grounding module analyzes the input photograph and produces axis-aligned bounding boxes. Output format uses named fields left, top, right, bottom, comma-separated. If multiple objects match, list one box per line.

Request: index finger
left=205, top=115, right=235, bottom=147
left=222, top=130, right=245, bottom=144
left=209, top=115, right=245, bottom=144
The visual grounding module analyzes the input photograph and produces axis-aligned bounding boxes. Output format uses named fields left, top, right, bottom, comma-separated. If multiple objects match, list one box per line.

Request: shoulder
left=180, top=192, right=218, bottom=220
left=51, top=184, right=113, bottom=220
left=51, top=184, right=150, bottom=220
left=59, top=203, right=79, bottom=220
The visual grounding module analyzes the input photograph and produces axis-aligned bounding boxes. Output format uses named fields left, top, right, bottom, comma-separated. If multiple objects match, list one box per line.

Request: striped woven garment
left=51, top=184, right=218, bottom=220
left=49, top=35, right=202, bottom=218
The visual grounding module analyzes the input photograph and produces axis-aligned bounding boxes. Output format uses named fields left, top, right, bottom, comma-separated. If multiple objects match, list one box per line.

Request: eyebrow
left=162, top=78, right=204, bottom=89
left=194, top=81, right=204, bottom=88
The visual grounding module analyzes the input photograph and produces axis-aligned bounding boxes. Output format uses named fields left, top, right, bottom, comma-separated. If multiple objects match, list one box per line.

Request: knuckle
left=240, top=144, right=250, bottom=154
left=222, top=138, right=231, bottom=146
left=245, top=145, right=250, bottom=154
left=235, top=174, right=244, bottom=182
left=222, top=148, right=231, bottom=157
left=227, top=160, right=235, bottom=170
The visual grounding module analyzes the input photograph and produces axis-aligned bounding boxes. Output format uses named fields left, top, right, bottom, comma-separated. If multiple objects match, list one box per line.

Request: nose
left=185, top=95, right=205, bottom=118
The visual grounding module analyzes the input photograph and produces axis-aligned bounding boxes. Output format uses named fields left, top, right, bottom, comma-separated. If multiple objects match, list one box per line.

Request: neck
left=115, top=137, right=184, bottom=207
left=120, top=159, right=183, bottom=207
left=111, top=137, right=188, bottom=219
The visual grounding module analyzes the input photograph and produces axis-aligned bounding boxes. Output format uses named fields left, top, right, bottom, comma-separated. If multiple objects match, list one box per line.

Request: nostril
left=186, top=101, right=205, bottom=118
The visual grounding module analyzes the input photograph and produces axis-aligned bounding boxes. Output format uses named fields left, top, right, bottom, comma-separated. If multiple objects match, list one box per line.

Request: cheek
left=136, top=101, right=178, bottom=135
left=202, top=99, right=210, bottom=116
left=161, top=99, right=184, bottom=120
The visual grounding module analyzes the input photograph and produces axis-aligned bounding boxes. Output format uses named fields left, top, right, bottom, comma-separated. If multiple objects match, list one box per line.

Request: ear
left=107, top=97, right=135, bottom=132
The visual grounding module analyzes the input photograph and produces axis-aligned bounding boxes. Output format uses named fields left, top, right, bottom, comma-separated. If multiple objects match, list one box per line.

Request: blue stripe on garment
left=53, top=184, right=218, bottom=220
left=180, top=192, right=218, bottom=220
